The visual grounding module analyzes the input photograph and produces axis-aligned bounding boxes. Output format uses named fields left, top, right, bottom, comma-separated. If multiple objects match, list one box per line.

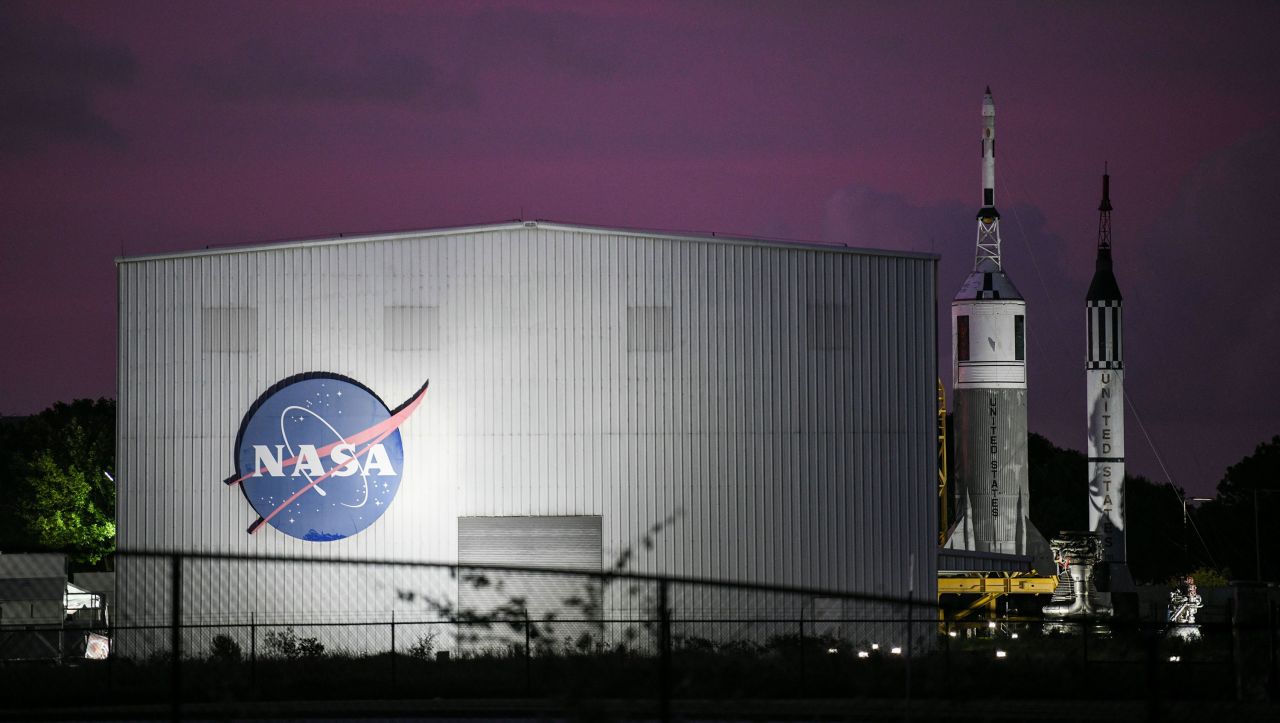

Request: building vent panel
left=806, top=303, right=853, bottom=350
left=627, top=305, right=673, bottom=352
left=201, top=307, right=258, bottom=352
left=384, top=306, right=439, bottom=351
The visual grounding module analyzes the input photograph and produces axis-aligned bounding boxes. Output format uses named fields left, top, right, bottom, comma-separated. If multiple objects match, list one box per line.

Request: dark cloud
left=0, top=5, right=135, bottom=154
left=1119, top=3, right=1280, bottom=98
left=189, top=5, right=649, bottom=109
left=1134, top=124, right=1280, bottom=421
left=192, top=35, right=472, bottom=107
left=460, top=6, right=632, bottom=80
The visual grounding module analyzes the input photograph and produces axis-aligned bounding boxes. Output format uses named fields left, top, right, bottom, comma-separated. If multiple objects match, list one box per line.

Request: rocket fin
left=943, top=493, right=976, bottom=550
left=1023, top=520, right=1055, bottom=577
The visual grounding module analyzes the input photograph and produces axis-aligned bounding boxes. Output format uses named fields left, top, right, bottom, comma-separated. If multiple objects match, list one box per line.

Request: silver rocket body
left=945, top=89, right=1050, bottom=566
left=1086, top=173, right=1128, bottom=589
left=950, top=387, right=1031, bottom=553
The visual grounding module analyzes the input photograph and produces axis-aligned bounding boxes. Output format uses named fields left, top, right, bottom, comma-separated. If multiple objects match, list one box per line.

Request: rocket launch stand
left=937, top=572, right=1058, bottom=629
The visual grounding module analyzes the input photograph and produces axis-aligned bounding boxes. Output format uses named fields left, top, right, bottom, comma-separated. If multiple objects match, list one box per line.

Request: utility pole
left=1182, top=497, right=1211, bottom=569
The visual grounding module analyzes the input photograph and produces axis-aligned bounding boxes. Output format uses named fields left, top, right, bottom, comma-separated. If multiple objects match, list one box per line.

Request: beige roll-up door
left=457, top=516, right=602, bottom=621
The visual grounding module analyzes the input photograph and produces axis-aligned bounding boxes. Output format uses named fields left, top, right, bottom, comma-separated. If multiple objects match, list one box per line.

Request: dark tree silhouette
left=1193, top=436, right=1280, bottom=581
left=1028, top=432, right=1190, bottom=583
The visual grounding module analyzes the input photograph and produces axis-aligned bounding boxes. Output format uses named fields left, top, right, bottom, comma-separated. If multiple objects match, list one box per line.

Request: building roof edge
left=115, top=219, right=940, bottom=264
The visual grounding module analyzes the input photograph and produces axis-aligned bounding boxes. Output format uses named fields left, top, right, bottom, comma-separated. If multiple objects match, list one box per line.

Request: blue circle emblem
left=234, top=375, right=404, bottom=541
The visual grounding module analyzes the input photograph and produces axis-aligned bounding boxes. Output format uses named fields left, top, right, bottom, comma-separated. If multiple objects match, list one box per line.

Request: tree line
left=1024, top=431, right=1279, bottom=584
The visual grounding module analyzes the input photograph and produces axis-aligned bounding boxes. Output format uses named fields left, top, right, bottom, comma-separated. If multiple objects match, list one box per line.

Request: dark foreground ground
left=3, top=697, right=1279, bottom=723
left=2, top=627, right=1276, bottom=722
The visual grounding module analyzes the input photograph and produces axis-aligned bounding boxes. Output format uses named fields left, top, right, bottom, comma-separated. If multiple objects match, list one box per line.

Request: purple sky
left=2, top=1, right=1278, bottom=496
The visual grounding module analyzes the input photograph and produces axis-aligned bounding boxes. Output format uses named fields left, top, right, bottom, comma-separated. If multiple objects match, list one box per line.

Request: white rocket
left=1086, top=171, right=1129, bottom=589
left=945, top=89, right=1049, bottom=566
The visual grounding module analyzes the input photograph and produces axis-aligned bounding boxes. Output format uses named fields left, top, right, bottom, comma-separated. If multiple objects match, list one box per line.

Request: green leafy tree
left=1, top=399, right=115, bottom=564
left=1168, top=566, right=1229, bottom=589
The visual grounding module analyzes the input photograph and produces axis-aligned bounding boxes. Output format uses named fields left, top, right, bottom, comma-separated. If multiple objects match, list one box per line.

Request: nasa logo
left=224, top=374, right=429, bottom=541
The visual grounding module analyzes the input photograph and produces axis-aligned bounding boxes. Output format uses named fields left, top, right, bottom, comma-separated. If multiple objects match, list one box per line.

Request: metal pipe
left=1042, top=564, right=1095, bottom=617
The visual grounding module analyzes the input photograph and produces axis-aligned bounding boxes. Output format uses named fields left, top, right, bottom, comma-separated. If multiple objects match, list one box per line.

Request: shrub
left=407, top=630, right=438, bottom=660
left=262, top=627, right=324, bottom=660
left=297, top=635, right=324, bottom=658
left=209, top=633, right=242, bottom=662
left=1184, top=567, right=1230, bottom=588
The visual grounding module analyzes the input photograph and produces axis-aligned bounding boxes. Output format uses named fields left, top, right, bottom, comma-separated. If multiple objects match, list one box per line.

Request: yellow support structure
left=937, top=573, right=1060, bottom=621
left=937, top=575, right=1059, bottom=596
left=937, top=380, right=948, bottom=545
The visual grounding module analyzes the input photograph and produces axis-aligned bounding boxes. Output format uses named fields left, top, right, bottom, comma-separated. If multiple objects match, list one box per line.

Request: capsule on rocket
left=981, top=87, right=996, bottom=214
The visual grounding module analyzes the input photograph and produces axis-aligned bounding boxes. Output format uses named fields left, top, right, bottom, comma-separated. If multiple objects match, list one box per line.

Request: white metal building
left=115, top=221, right=938, bottom=645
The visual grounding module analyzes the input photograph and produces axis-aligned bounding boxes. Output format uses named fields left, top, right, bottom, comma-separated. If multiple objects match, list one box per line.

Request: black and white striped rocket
left=945, top=89, right=1049, bottom=563
left=1086, top=171, right=1128, bottom=586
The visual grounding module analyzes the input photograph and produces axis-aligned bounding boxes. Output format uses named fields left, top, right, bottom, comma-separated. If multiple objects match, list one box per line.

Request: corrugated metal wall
left=116, top=222, right=937, bottom=629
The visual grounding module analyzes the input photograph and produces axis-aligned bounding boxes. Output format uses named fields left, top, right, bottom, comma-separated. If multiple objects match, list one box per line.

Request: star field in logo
left=224, top=374, right=428, bottom=542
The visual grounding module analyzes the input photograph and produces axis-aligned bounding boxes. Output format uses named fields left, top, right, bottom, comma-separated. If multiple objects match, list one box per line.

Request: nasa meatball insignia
left=224, top=374, right=429, bottom=541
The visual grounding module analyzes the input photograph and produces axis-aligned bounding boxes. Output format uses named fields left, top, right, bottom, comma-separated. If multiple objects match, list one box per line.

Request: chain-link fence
left=1, top=551, right=1277, bottom=720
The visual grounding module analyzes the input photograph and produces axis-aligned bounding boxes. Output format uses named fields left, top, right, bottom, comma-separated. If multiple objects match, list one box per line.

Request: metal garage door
left=457, top=516, right=602, bottom=621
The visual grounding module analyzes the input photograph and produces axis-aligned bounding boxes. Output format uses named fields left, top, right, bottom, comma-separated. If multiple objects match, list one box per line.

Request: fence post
left=170, top=554, right=183, bottom=723
left=905, top=593, right=914, bottom=720
left=1144, top=622, right=1161, bottom=722
left=250, top=612, right=257, bottom=696
left=107, top=621, right=114, bottom=695
left=798, top=615, right=806, bottom=695
left=1271, top=601, right=1278, bottom=698
left=658, top=579, right=671, bottom=723
left=1227, top=596, right=1236, bottom=698
left=390, top=611, right=396, bottom=694
left=524, top=615, right=532, bottom=697
left=1081, top=619, right=1089, bottom=667
left=942, top=618, right=951, bottom=698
